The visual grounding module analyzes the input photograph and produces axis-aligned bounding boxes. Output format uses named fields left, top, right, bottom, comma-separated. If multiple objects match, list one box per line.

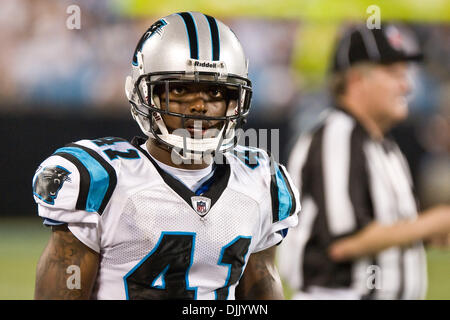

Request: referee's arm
left=329, top=205, right=450, bottom=261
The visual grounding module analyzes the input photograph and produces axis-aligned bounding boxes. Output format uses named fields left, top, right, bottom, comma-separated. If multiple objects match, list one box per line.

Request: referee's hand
left=328, top=222, right=400, bottom=262
left=328, top=205, right=450, bottom=262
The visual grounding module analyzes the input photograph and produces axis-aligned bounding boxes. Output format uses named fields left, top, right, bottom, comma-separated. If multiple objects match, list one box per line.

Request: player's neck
left=146, top=139, right=212, bottom=170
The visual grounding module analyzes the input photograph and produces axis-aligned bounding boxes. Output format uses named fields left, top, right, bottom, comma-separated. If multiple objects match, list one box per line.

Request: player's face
left=156, top=83, right=234, bottom=137
left=363, top=62, right=411, bottom=128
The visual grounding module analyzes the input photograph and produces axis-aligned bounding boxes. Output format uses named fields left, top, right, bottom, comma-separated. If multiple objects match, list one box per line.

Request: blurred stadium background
left=0, top=0, right=448, bottom=299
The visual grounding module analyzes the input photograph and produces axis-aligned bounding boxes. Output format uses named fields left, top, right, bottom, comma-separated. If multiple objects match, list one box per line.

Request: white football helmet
left=125, top=11, right=252, bottom=161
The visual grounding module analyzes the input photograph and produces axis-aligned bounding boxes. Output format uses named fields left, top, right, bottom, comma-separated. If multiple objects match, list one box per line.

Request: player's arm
left=235, top=246, right=284, bottom=300
left=329, top=205, right=450, bottom=262
left=34, top=224, right=99, bottom=300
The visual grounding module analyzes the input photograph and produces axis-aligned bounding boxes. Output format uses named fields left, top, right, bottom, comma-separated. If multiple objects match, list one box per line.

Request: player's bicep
left=236, top=246, right=284, bottom=300
left=35, top=224, right=99, bottom=300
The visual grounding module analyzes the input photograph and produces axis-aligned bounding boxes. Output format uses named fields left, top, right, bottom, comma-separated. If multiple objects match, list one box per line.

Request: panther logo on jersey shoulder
left=33, top=166, right=71, bottom=205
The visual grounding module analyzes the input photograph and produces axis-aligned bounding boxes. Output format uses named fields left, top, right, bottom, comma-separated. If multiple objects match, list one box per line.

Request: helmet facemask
left=130, top=71, right=252, bottom=162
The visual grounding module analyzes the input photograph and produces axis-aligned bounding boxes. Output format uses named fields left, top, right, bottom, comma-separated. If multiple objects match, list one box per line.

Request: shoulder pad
left=85, top=137, right=141, bottom=161
left=226, top=146, right=294, bottom=215
left=32, top=137, right=136, bottom=215
left=228, top=146, right=300, bottom=223
left=269, top=161, right=300, bottom=223
left=226, top=145, right=271, bottom=172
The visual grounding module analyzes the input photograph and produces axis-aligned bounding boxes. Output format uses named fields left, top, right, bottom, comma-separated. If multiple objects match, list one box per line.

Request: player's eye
left=170, top=85, right=188, bottom=96
left=208, top=87, right=224, bottom=98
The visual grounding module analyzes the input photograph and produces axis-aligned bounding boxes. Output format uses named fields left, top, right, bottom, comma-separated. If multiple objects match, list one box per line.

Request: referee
left=279, top=24, right=450, bottom=300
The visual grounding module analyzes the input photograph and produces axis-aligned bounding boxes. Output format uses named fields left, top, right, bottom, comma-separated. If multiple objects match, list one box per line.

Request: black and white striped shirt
left=281, top=108, right=427, bottom=299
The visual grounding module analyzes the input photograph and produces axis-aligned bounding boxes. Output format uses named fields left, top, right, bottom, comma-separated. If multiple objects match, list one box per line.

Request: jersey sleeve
left=32, top=141, right=118, bottom=218
left=32, top=140, right=121, bottom=252
left=37, top=205, right=102, bottom=253
left=32, top=138, right=136, bottom=254
left=253, top=154, right=301, bottom=252
left=33, top=141, right=123, bottom=249
left=32, top=153, right=97, bottom=224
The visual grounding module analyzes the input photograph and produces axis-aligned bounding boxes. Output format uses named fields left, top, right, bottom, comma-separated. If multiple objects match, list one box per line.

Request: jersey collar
left=131, top=136, right=231, bottom=216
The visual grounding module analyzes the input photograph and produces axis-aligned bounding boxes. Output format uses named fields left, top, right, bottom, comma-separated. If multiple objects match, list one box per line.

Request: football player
left=32, top=12, right=300, bottom=300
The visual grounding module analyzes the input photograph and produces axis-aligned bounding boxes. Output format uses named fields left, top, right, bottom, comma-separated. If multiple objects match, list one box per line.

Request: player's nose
left=188, top=92, right=208, bottom=114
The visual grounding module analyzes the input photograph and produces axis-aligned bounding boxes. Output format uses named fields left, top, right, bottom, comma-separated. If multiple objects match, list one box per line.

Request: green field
left=0, top=218, right=449, bottom=300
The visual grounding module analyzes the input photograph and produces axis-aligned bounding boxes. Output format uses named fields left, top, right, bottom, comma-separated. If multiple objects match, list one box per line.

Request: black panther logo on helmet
left=132, top=19, right=167, bottom=66
left=33, top=166, right=71, bottom=205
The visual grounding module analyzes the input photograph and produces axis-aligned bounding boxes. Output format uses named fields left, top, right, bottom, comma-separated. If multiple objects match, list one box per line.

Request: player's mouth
left=185, top=120, right=222, bottom=138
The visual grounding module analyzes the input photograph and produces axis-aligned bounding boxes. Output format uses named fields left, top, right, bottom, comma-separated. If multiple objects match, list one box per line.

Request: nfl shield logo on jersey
left=191, top=196, right=211, bottom=217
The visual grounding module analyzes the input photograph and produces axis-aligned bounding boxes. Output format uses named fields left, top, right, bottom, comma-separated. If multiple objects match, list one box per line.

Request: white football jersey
left=32, top=136, right=300, bottom=300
